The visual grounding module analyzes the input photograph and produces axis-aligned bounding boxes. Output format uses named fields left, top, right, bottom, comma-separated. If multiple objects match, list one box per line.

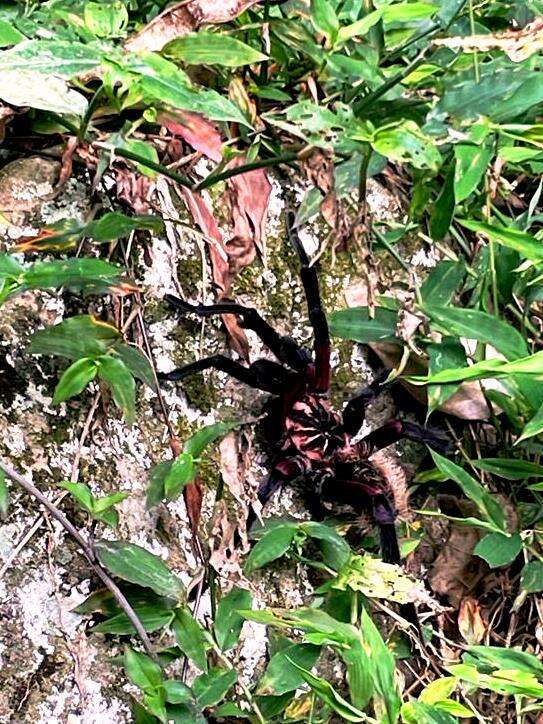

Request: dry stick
left=0, top=392, right=102, bottom=579
left=0, top=457, right=157, bottom=660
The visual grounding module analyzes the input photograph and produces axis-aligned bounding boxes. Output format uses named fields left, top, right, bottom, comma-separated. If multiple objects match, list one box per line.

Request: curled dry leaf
left=58, top=136, right=79, bottom=189
left=433, top=16, right=543, bottom=62
left=219, top=431, right=251, bottom=548
left=180, top=187, right=250, bottom=357
left=184, top=478, right=203, bottom=534
left=125, top=0, right=261, bottom=53
left=458, top=596, right=487, bottom=644
left=116, top=168, right=155, bottom=214
left=227, top=154, right=271, bottom=258
left=158, top=110, right=222, bottom=162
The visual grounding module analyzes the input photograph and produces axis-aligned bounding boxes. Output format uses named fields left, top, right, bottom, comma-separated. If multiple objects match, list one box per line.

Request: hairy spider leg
left=286, top=212, right=331, bottom=392
left=357, top=419, right=452, bottom=456
left=159, top=354, right=294, bottom=394
left=164, top=295, right=311, bottom=372
left=342, top=369, right=392, bottom=435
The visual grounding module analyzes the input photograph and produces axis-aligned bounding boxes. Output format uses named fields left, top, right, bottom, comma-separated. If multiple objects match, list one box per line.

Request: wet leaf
left=52, top=357, right=98, bottom=404
left=95, top=540, right=184, bottom=598
left=164, top=32, right=267, bottom=67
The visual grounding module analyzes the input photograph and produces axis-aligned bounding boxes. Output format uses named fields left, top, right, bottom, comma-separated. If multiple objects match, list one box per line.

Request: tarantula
left=159, top=211, right=448, bottom=567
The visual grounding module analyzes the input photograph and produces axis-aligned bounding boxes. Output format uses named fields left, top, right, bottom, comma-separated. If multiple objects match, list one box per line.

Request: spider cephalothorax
left=159, top=210, right=449, bottom=569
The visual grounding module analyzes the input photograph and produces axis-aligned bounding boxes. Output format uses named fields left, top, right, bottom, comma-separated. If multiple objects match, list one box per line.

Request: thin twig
left=0, top=458, right=157, bottom=661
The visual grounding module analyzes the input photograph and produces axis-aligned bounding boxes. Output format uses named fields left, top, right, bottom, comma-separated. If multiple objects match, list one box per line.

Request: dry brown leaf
left=433, top=16, right=543, bottom=62
left=227, top=154, right=271, bottom=258
left=428, top=496, right=484, bottom=608
left=458, top=597, right=487, bottom=644
left=158, top=110, right=222, bottom=162
left=115, top=168, right=155, bottom=213
left=125, top=0, right=261, bottom=52
left=228, top=77, right=258, bottom=126
left=208, top=499, right=244, bottom=578
left=184, top=478, right=203, bottom=534
left=58, top=136, right=79, bottom=189
left=180, top=187, right=250, bottom=357
left=219, top=431, right=251, bottom=547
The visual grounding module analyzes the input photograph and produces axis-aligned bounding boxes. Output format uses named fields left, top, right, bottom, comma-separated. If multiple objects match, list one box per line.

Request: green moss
left=177, top=256, right=203, bottom=298
left=182, top=373, right=219, bottom=414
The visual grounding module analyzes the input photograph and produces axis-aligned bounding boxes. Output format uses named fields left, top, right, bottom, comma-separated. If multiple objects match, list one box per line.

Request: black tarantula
left=159, top=211, right=449, bottom=570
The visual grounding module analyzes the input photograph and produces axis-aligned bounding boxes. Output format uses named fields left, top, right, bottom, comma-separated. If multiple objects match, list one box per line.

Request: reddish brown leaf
left=180, top=187, right=250, bottom=357
left=183, top=479, right=203, bottom=534
left=458, top=597, right=487, bottom=644
left=58, top=136, right=79, bottom=188
left=227, top=155, right=271, bottom=258
left=125, top=0, right=261, bottom=52
left=158, top=110, right=222, bottom=162
left=116, top=168, right=155, bottom=214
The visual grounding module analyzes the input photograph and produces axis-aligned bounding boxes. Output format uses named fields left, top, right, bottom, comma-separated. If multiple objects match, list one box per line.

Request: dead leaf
left=184, top=478, right=203, bottom=534
left=458, top=597, right=487, bottom=644
left=180, top=187, right=250, bottom=357
left=227, top=154, right=271, bottom=258
left=125, top=0, right=261, bottom=52
left=433, top=16, right=543, bottom=62
left=116, top=168, right=155, bottom=214
left=158, top=110, right=222, bottom=162
left=0, top=104, right=15, bottom=143
left=428, top=496, right=484, bottom=608
left=228, top=77, right=258, bottom=126
left=208, top=499, right=244, bottom=579
left=58, top=136, right=79, bottom=189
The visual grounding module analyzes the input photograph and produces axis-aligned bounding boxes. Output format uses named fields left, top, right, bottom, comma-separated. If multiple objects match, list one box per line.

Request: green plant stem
left=0, top=458, right=157, bottom=661
left=49, top=112, right=80, bottom=135
left=372, top=226, right=410, bottom=272
left=353, top=49, right=429, bottom=114
left=78, top=84, right=104, bottom=142
left=194, top=152, right=299, bottom=191
left=94, top=143, right=194, bottom=187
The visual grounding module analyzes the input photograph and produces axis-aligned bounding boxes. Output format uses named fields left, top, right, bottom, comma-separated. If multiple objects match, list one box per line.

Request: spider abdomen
left=283, top=394, right=345, bottom=463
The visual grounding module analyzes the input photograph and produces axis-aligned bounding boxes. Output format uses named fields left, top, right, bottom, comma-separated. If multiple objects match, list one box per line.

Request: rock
left=0, top=156, right=60, bottom=227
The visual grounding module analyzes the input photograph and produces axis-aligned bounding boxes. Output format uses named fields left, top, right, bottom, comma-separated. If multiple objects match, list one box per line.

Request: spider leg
left=358, top=419, right=452, bottom=456
left=165, top=294, right=310, bottom=372
left=159, top=354, right=295, bottom=393
left=286, top=212, right=330, bottom=392
left=342, top=370, right=391, bottom=435
left=247, top=456, right=307, bottom=531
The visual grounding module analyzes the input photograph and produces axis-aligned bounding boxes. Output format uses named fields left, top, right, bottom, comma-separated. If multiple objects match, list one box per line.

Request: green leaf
left=421, top=304, right=528, bottom=361
left=23, top=258, right=129, bottom=295
left=124, top=647, right=163, bottom=692
left=454, top=144, right=492, bottom=202
left=164, top=32, right=267, bottom=67
left=94, top=540, right=184, bottom=598
left=29, top=316, right=121, bottom=360
left=97, top=355, right=136, bottom=424
left=517, top=400, right=543, bottom=443
left=244, top=523, right=299, bottom=574
left=185, top=421, right=240, bottom=457
left=94, top=606, right=175, bottom=634
left=427, top=339, right=466, bottom=415
left=146, top=461, right=172, bottom=509
left=420, top=261, right=465, bottom=307
left=0, top=20, right=25, bottom=47
left=0, top=40, right=103, bottom=77
left=299, top=521, right=351, bottom=570
left=214, top=586, right=252, bottom=652
left=0, top=70, right=88, bottom=115
left=53, top=358, right=98, bottom=404
left=328, top=306, right=397, bottom=343
left=114, top=344, right=156, bottom=389
left=466, top=644, right=543, bottom=676
left=360, top=607, right=400, bottom=723
left=429, top=165, right=455, bottom=241
left=88, top=212, right=163, bottom=240
left=411, top=350, right=543, bottom=386
left=401, top=701, right=458, bottom=724
left=336, top=10, right=382, bottom=43
left=520, top=560, right=543, bottom=593
left=459, top=219, right=543, bottom=263
left=172, top=607, right=210, bottom=672
left=163, top=680, right=192, bottom=705
left=192, top=668, right=237, bottom=709
left=59, top=481, right=95, bottom=513
left=471, top=458, right=543, bottom=480
left=0, top=469, right=9, bottom=520
left=474, top=532, right=522, bottom=568
left=118, top=53, right=249, bottom=126
left=286, top=660, right=366, bottom=722
left=430, top=451, right=507, bottom=532
left=258, top=643, right=321, bottom=696
left=163, top=453, right=195, bottom=500
left=310, top=0, right=339, bottom=42
left=370, top=120, right=441, bottom=172
left=84, top=1, right=128, bottom=37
